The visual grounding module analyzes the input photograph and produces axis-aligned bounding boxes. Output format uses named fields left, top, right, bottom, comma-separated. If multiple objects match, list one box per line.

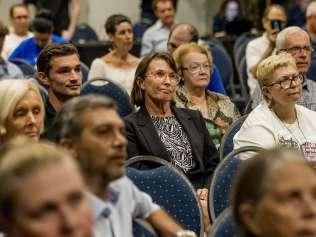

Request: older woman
left=88, top=14, right=140, bottom=94
left=234, top=53, right=316, bottom=160
left=173, top=42, right=240, bottom=147
left=124, top=52, right=219, bottom=189
left=232, top=147, right=316, bottom=237
left=0, top=138, right=93, bottom=237
left=0, top=79, right=44, bottom=144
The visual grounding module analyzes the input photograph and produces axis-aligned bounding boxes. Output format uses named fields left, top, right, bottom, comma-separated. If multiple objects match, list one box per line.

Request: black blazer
left=124, top=105, right=219, bottom=188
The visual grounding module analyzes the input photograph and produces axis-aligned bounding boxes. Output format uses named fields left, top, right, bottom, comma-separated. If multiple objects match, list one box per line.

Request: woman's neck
left=185, top=84, right=206, bottom=101
left=145, top=98, right=172, bottom=116
left=272, top=103, right=296, bottom=123
left=111, top=49, right=129, bottom=60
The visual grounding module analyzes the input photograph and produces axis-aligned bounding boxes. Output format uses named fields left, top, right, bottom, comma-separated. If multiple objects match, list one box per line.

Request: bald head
left=167, top=23, right=199, bottom=54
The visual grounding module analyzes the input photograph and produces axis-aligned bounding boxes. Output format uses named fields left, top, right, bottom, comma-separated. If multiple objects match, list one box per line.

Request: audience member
left=213, top=0, right=252, bottom=37
left=167, top=23, right=227, bottom=94
left=173, top=42, right=240, bottom=146
left=36, top=43, right=81, bottom=139
left=233, top=147, right=316, bottom=237
left=2, top=3, right=33, bottom=59
left=9, top=11, right=67, bottom=66
left=305, top=1, right=316, bottom=50
left=125, top=52, right=219, bottom=188
left=246, top=4, right=287, bottom=96
left=141, top=0, right=176, bottom=57
left=89, top=14, right=139, bottom=95
left=0, top=138, right=93, bottom=237
left=55, top=95, right=196, bottom=237
left=234, top=53, right=316, bottom=160
left=23, top=0, right=80, bottom=40
left=0, top=21, right=23, bottom=79
left=252, top=26, right=316, bottom=111
left=0, top=79, right=44, bottom=145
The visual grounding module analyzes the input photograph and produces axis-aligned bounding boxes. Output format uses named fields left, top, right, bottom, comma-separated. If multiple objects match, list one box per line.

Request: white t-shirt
left=88, top=58, right=136, bottom=95
left=234, top=101, right=316, bottom=160
left=2, top=31, right=33, bottom=59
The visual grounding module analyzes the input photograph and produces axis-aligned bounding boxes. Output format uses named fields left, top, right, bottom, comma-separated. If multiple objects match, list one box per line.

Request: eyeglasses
left=265, top=74, right=303, bottom=90
left=181, top=63, right=212, bottom=74
left=280, top=46, right=313, bottom=55
left=145, top=70, right=181, bottom=83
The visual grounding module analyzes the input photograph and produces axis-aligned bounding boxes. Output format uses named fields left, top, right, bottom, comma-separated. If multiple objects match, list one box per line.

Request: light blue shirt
left=89, top=176, right=160, bottom=237
left=141, top=20, right=171, bottom=57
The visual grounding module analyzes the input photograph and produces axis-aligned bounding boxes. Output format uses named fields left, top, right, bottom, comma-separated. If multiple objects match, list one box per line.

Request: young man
left=37, top=43, right=82, bottom=138
left=2, top=3, right=33, bottom=59
left=55, top=95, right=196, bottom=237
left=141, top=0, right=176, bottom=57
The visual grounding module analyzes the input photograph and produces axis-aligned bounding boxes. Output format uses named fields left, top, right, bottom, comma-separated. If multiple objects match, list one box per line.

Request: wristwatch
left=176, top=230, right=197, bottom=237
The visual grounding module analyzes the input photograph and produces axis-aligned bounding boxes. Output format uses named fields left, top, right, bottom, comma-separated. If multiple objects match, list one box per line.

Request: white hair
left=306, top=1, right=316, bottom=17
left=275, top=26, right=310, bottom=50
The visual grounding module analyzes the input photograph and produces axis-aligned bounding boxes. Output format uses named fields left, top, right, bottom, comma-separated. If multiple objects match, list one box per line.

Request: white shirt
left=245, top=33, right=270, bottom=96
left=234, top=101, right=316, bottom=160
left=88, top=58, right=137, bottom=95
left=2, top=31, right=33, bottom=59
left=141, top=20, right=171, bottom=57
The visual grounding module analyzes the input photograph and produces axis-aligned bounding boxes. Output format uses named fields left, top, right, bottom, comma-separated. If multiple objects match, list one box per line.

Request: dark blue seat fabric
left=219, top=114, right=248, bottom=160
left=81, top=78, right=133, bottom=117
left=209, top=146, right=264, bottom=221
left=208, top=208, right=237, bottom=237
left=132, top=221, right=157, bottom=237
left=80, top=61, right=89, bottom=84
left=9, top=58, right=36, bottom=77
left=307, top=59, right=316, bottom=81
left=126, top=156, right=204, bottom=237
left=71, top=23, right=98, bottom=44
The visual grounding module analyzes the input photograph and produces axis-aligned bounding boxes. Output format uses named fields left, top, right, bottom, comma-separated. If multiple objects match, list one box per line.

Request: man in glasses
left=246, top=4, right=287, bottom=96
left=252, top=26, right=316, bottom=112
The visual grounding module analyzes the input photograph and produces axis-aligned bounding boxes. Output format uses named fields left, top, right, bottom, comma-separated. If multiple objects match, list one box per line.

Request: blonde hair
left=173, top=42, right=212, bottom=84
left=256, top=52, right=297, bottom=88
left=0, top=79, right=45, bottom=138
left=0, top=138, right=80, bottom=221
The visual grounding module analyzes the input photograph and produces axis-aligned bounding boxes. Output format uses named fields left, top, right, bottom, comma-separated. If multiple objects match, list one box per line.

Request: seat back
left=208, top=208, right=237, bottom=237
left=80, top=61, right=89, bottom=84
left=71, top=23, right=99, bottom=44
left=209, top=146, right=264, bottom=220
left=126, top=156, right=204, bottom=237
left=9, top=58, right=36, bottom=77
left=219, top=114, right=248, bottom=160
left=81, top=77, right=133, bottom=117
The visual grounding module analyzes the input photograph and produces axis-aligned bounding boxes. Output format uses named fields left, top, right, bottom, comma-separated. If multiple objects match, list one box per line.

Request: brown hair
left=131, top=52, right=178, bottom=107
left=36, top=43, right=79, bottom=76
left=9, top=3, right=28, bottom=18
left=0, top=21, right=8, bottom=37
left=152, top=0, right=175, bottom=11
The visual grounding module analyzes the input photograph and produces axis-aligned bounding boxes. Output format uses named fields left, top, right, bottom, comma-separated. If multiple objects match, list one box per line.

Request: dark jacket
left=124, top=105, right=219, bottom=188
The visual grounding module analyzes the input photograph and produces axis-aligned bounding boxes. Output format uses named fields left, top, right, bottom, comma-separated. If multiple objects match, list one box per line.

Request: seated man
left=9, top=11, right=67, bottom=66
left=55, top=95, right=196, bottom=237
left=0, top=21, right=23, bottom=79
left=2, top=3, right=33, bottom=59
left=0, top=138, right=93, bottom=237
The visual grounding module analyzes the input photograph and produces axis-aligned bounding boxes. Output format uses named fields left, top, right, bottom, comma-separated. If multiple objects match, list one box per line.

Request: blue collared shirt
left=89, top=176, right=160, bottom=237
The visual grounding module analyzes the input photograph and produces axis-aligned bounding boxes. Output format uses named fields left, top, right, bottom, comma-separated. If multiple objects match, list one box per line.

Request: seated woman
left=88, top=14, right=140, bottom=95
left=124, top=52, right=219, bottom=189
left=173, top=42, right=240, bottom=147
left=234, top=53, right=316, bottom=160
left=232, top=147, right=316, bottom=237
left=0, top=79, right=45, bottom=144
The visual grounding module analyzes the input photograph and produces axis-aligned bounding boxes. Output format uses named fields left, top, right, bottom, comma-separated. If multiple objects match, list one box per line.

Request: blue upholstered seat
left=208, top=208, right=237, bottom=237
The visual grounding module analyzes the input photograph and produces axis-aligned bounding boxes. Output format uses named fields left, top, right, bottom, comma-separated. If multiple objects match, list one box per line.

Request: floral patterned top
left=174, top=86, right=240, bottom=146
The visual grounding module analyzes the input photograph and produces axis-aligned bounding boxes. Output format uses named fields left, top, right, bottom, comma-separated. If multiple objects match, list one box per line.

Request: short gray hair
left=306, top=1, right=316, bottom=17
left=54, top=95, right=117, bottom=141
left=276, top=26, right=310, bottom=50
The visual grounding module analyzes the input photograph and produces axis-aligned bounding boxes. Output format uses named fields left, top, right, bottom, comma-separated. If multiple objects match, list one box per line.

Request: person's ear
left=59, top=138, right=78, bottom=158
left=108, top=33, right=114, bottom=42
left=238, top=203, right=262, bottom=236
left=37, top=72, right=50, bottom=87
left=262, top=86, right=272, bottom=101
left=138, top=77, right=146, bottom=90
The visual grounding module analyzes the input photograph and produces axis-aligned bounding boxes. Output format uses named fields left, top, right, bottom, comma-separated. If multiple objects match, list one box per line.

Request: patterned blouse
left=151, top=115, right=196, bottom=173
left=174, top=86, right=240, bottom=146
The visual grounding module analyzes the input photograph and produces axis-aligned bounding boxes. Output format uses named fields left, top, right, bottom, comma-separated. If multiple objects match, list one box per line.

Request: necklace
left=272, top=108, right=308, bottom=148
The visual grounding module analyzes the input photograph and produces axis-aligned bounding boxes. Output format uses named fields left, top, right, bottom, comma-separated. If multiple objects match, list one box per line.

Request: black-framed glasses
left=181, top=63, right=212, bottom=74
left=265, top=74, right=303, bottom=89
left=145, top=70, right=181, bottom=84
left=280, top=46, right=313, bottom=55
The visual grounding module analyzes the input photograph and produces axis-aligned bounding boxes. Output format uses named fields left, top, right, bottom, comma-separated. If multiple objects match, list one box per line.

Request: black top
left=41, top=99, right=57, bottom=141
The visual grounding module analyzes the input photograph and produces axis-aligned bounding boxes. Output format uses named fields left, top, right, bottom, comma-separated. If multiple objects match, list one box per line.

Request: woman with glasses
left=173, top=42, right=240, bottom=147
left=124, top=52, right=219, bottom=189
left=234, top=53, right=316, bottom=160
